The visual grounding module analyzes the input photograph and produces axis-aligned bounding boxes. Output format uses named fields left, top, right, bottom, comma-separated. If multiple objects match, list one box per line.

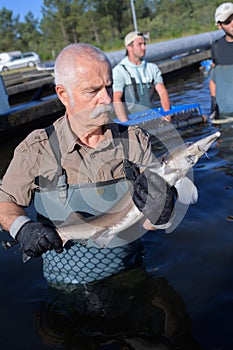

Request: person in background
left=0, top=43, right=175, bottom=291
left=209, top=2, right=233, bottom=117
left=112, top=31, right=171, bottom=122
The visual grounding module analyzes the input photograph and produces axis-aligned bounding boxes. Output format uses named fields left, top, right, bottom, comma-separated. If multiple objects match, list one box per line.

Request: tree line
left=0, top=0, right=220, bottom=61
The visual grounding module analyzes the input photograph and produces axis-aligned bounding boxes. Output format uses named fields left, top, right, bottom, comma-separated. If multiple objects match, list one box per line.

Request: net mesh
left=43, top=240, right=142, bottom=289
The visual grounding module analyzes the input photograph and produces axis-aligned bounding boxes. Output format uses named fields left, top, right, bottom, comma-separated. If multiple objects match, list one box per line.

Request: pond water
left=0, top=69, right=232, bottom=350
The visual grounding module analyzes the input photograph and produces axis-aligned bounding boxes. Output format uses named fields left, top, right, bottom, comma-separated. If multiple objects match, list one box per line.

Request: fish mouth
left=192, top=131, right=221, bottom=156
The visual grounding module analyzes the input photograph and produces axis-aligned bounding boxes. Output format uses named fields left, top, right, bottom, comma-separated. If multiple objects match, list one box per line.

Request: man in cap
left=209, top=2, right=233, bottom=116
left=113, top=31, right=170, bottom=122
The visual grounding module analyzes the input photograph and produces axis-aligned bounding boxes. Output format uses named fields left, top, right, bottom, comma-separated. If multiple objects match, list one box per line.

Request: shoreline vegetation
left=1, top=1, right=218, bottom=60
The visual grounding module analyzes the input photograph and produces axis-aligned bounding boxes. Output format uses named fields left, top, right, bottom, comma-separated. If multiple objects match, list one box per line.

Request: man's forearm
left=0, top=202, right=26, bottom=231
left=113, top=91, right=129, bottom=122
left=160, top=91, right=170, bottom=111
left=156, top=83, right=170, bottom=111
left=114, top=101, right=129, bottom=122
left=209, top=78, right=216, bottom=97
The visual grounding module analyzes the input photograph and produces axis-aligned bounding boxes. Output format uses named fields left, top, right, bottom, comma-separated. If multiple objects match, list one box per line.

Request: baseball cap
left=124, top=31, right=144, bottom=47
left=215, top=2, right=233, bottom=23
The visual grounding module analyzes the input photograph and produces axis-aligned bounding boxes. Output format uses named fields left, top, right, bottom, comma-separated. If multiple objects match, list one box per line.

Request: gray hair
left=54, top=43, right=110, bottom=90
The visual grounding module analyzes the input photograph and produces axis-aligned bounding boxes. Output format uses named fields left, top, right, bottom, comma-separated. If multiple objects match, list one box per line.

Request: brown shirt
left=0, top=115, right=155, bottom=206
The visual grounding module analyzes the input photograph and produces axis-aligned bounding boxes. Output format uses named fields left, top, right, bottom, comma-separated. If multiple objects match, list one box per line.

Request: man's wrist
left=9, top=216, right=31, bottom=239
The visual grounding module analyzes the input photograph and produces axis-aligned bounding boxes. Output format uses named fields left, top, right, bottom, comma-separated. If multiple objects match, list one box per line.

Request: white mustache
left=90, top=104, right=113, bottom=119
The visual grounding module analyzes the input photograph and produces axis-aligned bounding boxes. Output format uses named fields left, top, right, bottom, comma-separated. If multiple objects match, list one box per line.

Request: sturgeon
left=56, top=131, right=220, bottom=248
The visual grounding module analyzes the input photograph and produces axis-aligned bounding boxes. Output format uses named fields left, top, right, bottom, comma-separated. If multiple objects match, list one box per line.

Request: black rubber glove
left=16, top=221, right=63, bottom=257
left=210, top=96, right=219, bottom=119
left=131, top=167, right=176, bottom=225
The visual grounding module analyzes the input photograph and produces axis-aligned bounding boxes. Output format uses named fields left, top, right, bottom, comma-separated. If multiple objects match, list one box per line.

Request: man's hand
left=131, top=168, right=176, bottom=225
left=16, top=221, right=63, bottom=257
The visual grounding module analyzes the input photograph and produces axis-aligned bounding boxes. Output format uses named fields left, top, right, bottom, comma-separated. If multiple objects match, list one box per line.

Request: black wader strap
left=45, top=125, right=68, bottom=203
left=45, top=125, right=63, bottom=175
left=117, top=124, right=129, bottom=160
left=116, top=124, right=140, bottom=181
left=121, top=64, right=140, bottom=102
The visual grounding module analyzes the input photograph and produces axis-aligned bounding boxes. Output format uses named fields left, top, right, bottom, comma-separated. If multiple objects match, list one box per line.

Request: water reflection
left=36, top=269, right=202, bottom=350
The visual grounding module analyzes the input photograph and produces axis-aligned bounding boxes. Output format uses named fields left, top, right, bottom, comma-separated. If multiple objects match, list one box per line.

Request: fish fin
left=57, top=212, right=86, bottom=228
left=152, top=220, right=173, bottom=230
left=175, top=177, right=198, bottom=205
left=93, top=234, right=114, bottom=248
left=56, top=212, right=88, bottom=245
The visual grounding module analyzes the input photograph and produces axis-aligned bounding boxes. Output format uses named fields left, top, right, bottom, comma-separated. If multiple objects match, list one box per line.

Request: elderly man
left=113, top=31, right=171, bottom=122
left=0, top=43, right=175, bottom=290
left=209, top=2, right=233, bottom=116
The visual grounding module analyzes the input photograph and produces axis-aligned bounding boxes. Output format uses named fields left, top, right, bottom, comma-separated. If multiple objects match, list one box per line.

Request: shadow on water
left=0, top=70, right=232, bottom=350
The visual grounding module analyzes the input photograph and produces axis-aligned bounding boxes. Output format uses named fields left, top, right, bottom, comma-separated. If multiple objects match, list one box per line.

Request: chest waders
left=121, top=65, right=157, bottom=115
left=214, top=65, right=233, bottom=114
left=211, top=39, right=233, bottom=114
left=34, top=124, right=143, bottom=288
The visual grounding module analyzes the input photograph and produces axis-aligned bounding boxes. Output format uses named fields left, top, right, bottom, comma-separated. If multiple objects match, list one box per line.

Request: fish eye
left=187, top=155, right=196, bottom=165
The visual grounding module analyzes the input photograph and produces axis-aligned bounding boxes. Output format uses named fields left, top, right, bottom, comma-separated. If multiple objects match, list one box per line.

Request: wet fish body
left=57, top=131, right=221, bottom=247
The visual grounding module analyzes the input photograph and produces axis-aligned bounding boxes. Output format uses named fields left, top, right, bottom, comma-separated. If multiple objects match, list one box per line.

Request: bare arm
left=209, top=61, right=216, bottom=97
left=0, top=202, right=26, bottom=231
left=113, top=91, right=129, bottom=122
left=209, top=78, right=216, bottom=97
left=155, top=83, right=170, bottom=111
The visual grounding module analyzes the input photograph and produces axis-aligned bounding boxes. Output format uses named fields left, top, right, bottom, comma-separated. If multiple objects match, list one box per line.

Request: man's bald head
left=54, top=43, right=110, bottom=90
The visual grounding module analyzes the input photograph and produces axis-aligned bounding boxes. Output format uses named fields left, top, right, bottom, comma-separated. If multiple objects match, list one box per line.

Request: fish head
left=185, top=131, right=220, bottom=161
left=161, top=131, right=221, bottom=185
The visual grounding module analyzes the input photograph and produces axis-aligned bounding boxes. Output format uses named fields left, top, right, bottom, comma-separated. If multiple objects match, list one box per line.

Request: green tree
left=0, top=0, right=221, bottom=60
left=39, top=0, right=86, bottom=57
left=0, top=7, right=19, bottom=51
left=95, top=0, right=129, bottom=37
left=16, top=12, right=42, bottom=52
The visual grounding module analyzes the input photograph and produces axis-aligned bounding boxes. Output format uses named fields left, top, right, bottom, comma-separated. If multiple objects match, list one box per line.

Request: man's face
left=57, top=58, right=113, bottom=135
left=69, top=59, right=112, bottom=114
left=130, top=36, right=146, bottom=60
left=218, top=14, right=233, bottom=39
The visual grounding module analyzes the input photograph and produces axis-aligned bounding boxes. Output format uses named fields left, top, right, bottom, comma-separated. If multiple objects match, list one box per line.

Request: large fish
left=56, top=131, right=221, bottom=248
